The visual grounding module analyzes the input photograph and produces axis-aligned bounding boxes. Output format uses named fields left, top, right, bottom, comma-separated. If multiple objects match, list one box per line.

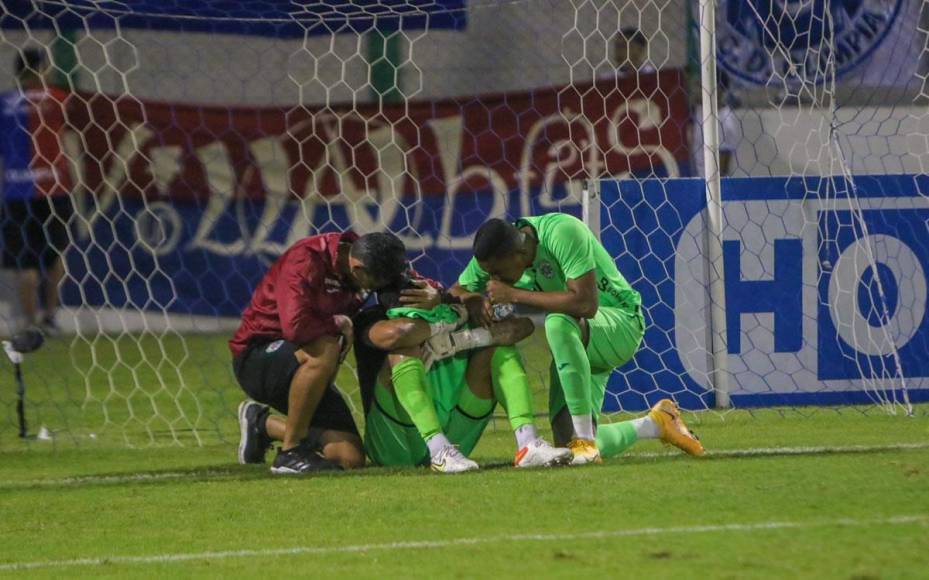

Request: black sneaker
left=39, top=316, right=61, bottom=338
left=270, top=443, right=342, bottom=475
left=237, top=400, right=272, bottom=464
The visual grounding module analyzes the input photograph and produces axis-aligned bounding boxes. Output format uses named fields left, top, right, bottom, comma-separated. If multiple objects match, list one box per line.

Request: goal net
left=0, top=1, right=924, bottom=448
left=592, top=0, right=929, bottom=416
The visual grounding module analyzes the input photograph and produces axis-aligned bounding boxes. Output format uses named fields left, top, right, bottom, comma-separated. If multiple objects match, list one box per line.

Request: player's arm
left=275, top=253, right=352, bottom=355
left=448, top=257, right=494, bottom=327
left=397, top=270, right=451, bottom=310
left=487, top=272, right=598, bottom=319
left=488, top=216, right=600, bottom=319
left=366, top=317, right=432, bottom=351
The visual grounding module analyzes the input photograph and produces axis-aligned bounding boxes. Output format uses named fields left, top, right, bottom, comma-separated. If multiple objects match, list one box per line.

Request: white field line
left=1, top=514, right=926, bottom=572
left=1, top=441, right=928, bottom=490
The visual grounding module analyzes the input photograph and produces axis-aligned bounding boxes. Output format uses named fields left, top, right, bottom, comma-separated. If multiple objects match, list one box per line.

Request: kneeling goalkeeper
left=353, top=280, right=572, bottom=472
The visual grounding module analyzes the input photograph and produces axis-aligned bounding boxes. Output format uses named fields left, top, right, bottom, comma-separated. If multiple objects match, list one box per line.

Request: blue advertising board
left=600, top=175, right=929, bottom=410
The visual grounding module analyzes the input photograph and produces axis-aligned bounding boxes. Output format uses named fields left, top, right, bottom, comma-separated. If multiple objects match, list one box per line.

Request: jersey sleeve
left=547, top=215, right=596, bottom=280
left=456, top=257, right=490, bottom=292
left=275, top=252, right=339, bottom=345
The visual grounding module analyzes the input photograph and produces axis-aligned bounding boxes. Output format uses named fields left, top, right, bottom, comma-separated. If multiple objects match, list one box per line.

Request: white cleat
left=514, top=438, right=573, bottom=468
left=431, top=445, right=479, bottom=474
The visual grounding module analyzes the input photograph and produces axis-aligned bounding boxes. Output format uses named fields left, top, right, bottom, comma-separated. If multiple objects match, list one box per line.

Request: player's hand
left=399, top=279, right=441, bottom=310
left=463, top=294, right=493, bottom=328
left=333, top=315, right=354, bottom=362
left=486, top=279, right=517, bottom=305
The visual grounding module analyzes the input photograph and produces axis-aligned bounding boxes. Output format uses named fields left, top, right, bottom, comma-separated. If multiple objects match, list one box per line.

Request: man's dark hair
left=15, top=48, right=45, bottom=78
left=620, top=27, right=647, bottom=47
left=473, top=218, right=521, bottom=261
left=351, top=232, right=408, bottom=288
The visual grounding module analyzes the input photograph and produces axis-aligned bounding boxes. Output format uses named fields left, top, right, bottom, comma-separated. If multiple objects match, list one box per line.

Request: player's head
left=473, top=218, right=533, bottom=284
left=615, top=27, right=647, bottom=69
left=15, top=48, right=47, bottom=86
left=349, top=232, right=409, bottom=291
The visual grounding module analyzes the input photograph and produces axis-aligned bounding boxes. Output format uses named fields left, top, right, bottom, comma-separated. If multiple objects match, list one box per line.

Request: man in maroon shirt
left=231, top=231, right=433, bottom=474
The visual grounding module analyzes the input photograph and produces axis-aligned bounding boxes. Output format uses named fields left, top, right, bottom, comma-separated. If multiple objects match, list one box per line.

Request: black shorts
left=1, top=196, right=73, bottom=270
left=232, top=338, right=359, bottom=437
left=352, top=305, right=390, bottom=416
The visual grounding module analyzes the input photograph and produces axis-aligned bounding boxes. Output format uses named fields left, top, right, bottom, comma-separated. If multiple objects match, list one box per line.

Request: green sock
left=391, top=358, right=441, bottom=441
left=456, top=381, right=495, bottom=418
left=491, top=346, right=535, bottom=431
left=596, top=421, right=639, bottom=458
left=545, top=314, right=593, bottom=417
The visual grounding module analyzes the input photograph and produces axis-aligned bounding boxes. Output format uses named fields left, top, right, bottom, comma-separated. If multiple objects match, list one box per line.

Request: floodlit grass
left=1, top=333, right=928, bottom=576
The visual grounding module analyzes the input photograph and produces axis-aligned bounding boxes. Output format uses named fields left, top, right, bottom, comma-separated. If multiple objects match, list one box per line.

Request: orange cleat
left=649, top=399, right=705, bottom=456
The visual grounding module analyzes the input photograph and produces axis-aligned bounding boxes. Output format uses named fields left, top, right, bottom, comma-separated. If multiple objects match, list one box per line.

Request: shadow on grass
left=5, top=441, right=927, bottom=493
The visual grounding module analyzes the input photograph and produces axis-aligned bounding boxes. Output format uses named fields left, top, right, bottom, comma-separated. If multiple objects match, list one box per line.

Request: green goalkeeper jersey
left=458, top=213, right=641, bottom=311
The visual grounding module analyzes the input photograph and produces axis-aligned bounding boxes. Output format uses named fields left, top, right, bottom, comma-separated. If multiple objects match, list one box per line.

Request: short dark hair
left=15, top=48, right=45, bottom=78
left=619, top=27, right=647, bottom=47
left=351, top=232, right=408, bottom=288
left=473, top=218, right=520, bottom=261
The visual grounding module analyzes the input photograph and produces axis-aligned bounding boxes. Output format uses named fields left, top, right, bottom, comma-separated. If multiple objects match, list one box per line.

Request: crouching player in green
left=353, top=294, right=572, bottom=473
left=450, top=213, right=705, bottom=465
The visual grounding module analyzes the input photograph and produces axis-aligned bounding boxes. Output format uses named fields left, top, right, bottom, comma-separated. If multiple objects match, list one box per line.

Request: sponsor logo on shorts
left=266, top=340, right=284, bottom=353
left=718, top=0, right=902, bottom=86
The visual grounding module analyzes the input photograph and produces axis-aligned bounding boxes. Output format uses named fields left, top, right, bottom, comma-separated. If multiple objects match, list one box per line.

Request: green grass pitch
left=1, top=332, right=928, bottom=577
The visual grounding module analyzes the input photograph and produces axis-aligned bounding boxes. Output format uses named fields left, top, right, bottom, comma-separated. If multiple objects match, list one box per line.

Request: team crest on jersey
left=266, top=340, right=284, bottom=353
left=718, top=0, right=902, bottom=86
left=539, top=260, right=554, bottom=279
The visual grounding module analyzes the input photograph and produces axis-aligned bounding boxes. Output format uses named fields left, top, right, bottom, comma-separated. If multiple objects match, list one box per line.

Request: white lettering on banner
left=88, top=98, right=682, bottom=260
left=674, top=196, right=929, bottom=395
left=134, top=201, right=183, bottom=256
left=247, top=136, right=291, bottom=257
left=148, top=145, right=183, bottom=194
left=608, top=98, right=680, bottom=178
left=828, top=234, right=927, bottom=356
left=519, top=110, right=600, bottom=213
left=429, top=116, right=508, bottom=250
left=189, top=141, right=246, bottom=256
left=289, top=114, right=429, bottom=250
left=69, top=123, right=154, bottom=241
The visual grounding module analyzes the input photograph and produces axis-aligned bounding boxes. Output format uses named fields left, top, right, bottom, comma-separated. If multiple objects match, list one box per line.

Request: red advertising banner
left=67, top=70, right=692, bottom=212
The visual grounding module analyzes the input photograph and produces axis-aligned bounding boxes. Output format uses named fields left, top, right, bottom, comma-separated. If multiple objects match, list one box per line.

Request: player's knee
left=295, top=345, right=340, bottom=376
left=321, top=435, right=366, bottom=469
left=544, top=313, right=581, bottom=343
left=375, top=319, right=425, bottom=352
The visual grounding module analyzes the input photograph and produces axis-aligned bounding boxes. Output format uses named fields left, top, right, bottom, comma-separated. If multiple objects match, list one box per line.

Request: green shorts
left=364, top=352, right=494, bottom=467
left=548, top=305, right=645, bottom=421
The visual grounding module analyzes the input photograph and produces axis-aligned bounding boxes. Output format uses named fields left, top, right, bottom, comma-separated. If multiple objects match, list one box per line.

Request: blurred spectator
left=614, top=27, right=655, bottom=75
left=0, top=48, right=74, bottom=334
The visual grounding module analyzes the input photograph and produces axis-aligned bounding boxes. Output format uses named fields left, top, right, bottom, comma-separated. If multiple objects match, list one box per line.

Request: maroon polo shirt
left=229, top=232, right=363, bottom=358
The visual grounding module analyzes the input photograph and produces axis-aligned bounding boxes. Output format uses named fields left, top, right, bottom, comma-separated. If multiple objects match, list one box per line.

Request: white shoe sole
left=431, top=463, right=479, bottom=474
left=569, top=454, right=601, bottom=466
left=515, top=449, right=573, bottom=468
left=270, top=465, right=303, bottom=475
left=237, top=401, right=250, bottom=465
